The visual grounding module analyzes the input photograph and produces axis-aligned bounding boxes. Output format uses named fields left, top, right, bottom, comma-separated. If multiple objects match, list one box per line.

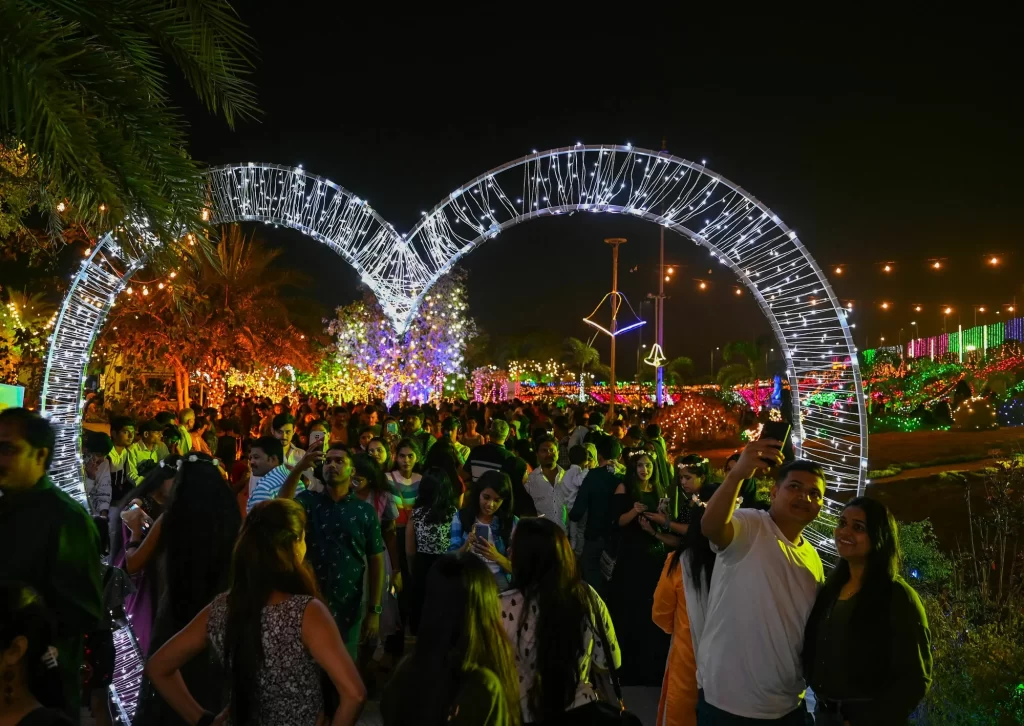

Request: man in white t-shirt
left=699, top=440, right=826, bottom=724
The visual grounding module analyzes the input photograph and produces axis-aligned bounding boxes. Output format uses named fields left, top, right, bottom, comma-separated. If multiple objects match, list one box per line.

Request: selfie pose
left=803, top=497, right=932, bottom=725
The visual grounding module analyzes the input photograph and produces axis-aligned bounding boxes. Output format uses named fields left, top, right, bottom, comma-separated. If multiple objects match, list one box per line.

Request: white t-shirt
left=698, top=508, right=824, bottom=719
left=679, top=554, right=710, bottom=689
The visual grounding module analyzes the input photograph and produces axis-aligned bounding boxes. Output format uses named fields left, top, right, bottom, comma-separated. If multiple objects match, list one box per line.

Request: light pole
left=606, top=238, right=625, bottom=421
left=710, top=346, right=720, bottom=378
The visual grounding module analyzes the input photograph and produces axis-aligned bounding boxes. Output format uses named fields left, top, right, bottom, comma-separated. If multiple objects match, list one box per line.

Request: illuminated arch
left=42, top=148, right=867, bottom=529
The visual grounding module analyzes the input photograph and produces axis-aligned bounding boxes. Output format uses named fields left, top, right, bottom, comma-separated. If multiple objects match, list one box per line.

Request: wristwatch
left=371, top=604, right=383, bottom=615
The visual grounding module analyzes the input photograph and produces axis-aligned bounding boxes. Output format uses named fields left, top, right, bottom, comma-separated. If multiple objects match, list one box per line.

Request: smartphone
left=386, top=421, right=399, bottom=435
left=309, top=429, right=326, bottom=452
left=473, top=523, right=490, bottom=541
left=127, top=502, right=151, bottom=532
left=758, top=421, right=792, bottom=466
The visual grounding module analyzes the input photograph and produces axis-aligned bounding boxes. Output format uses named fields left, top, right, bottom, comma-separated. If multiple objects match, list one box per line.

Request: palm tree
left=0, top=0, right=258, bottom=246
left=716, top=340, right=770, bottom=388
left=563, top=336, right=611, bottom=381
left=664, top=355, right=694, bottom=385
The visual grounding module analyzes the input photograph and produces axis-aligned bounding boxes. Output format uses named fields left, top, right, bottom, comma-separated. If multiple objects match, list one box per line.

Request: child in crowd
left=555, top=444, right=593, bottom=556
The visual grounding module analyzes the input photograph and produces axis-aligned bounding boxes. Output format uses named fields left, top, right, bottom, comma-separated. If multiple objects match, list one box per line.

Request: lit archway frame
left=41, top=148, right=867, bottom=531
left=402, top=146, right=867, bottom=501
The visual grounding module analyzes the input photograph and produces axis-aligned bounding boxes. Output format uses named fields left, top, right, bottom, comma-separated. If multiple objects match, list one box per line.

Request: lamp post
left=710, top=346, right=720, bottom=377
left=606, top=238, right=626, bottom=421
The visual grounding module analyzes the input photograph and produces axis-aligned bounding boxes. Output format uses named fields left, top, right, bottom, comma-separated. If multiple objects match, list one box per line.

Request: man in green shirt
left=292, top=444, right=384, bottom=659
left=0, top=408, right=104, bottom=724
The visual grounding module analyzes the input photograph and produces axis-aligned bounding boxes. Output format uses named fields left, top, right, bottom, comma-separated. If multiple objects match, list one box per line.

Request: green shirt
left=0, top=476, right=103, bottom=719
left=295, top=489, right=384, bottom=631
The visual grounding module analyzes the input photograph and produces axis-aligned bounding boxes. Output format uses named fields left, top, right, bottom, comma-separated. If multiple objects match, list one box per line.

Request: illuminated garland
left=43, top=147, right=869, bottom=505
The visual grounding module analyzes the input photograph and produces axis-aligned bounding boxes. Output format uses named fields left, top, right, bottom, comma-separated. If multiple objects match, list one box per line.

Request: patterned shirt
left=295, top=490, right=384, bottom=631
left=500, top=585, right=620, bottom=723
left=247, top=464, right=303, bottom=513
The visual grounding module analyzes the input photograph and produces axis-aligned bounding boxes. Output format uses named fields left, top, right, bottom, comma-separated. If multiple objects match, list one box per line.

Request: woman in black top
left=803, top=496, right=932, bottom=725
left=609, top=449, right=671, bottom=686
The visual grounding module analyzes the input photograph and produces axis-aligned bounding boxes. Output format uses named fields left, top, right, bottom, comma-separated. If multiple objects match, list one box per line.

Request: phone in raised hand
left=757, top=421, right=792, bottom=466
left=309, top=429, right=326, bottom=452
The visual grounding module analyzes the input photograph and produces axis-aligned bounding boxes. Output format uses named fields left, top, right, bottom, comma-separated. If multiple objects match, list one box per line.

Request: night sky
left=182, top=8, right=1022, bottom=377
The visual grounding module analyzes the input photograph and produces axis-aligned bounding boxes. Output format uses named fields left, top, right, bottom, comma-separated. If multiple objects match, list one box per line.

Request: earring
left=2, top=668, right=14, bottom=706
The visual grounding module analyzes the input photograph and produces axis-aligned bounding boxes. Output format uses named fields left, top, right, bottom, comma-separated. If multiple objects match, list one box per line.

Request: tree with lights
left=324, top=269, right=476, bottom=404
left=0, top=287, right=56, bottom=402
left=94, top=225, right=320, bottom=408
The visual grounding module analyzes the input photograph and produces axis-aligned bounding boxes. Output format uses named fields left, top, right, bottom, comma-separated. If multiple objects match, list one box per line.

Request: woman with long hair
left=350, top=453, right=401, bottom=650
left=384, top=438, right=422, bottom=660
left=803, top=497, right=931, bottom=726
left=448, top=471, right=517, bottom=592
left=0, top=584, right=68, bottom=725
left=500, top=518, right=621, bottom=724
left=133, top=454, right=242, bottom=725
left=112, top=457, right=180, bottom=655
left=651, top=504, right=716, bottom=726
left=406, top=468, right=461, bottom=633
left=146, top=499, right=366, bottom=726
left=423, top=436, right=466, bottom=500
left=381, top=553, right=520, bottom=726
left=366, top=436, right=392, bottom=476
left=662, top=455, right=714, bottom=539
left=609, top=449, right=671, bottom=686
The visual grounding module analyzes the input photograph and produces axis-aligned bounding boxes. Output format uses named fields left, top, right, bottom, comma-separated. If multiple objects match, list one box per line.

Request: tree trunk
left=174, top=369, right=185, bottom=410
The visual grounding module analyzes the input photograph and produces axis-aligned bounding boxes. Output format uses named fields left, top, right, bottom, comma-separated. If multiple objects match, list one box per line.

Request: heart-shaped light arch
left=41, top=146, right=867, bottom=531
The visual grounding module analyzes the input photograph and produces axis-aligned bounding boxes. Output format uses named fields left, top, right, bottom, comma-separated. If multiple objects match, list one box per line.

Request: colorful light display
left=901, top=316, right=1024, bottom=361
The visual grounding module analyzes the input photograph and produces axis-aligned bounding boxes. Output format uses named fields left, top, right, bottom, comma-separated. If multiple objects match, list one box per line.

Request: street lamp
left=710, top=346, right=720, bottom=377
left=943, top=307, right=952, bottom=334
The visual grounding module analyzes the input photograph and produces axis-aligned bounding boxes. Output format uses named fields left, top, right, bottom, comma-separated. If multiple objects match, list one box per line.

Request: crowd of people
left=0, top=392, right=933, bottom=726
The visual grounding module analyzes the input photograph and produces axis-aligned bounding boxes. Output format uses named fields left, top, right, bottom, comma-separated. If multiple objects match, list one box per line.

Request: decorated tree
left=324, top=269, right=476, bottom=404
left=0, top=287, right=56, bottom=403
left=94, top=225, right=321, bottom=408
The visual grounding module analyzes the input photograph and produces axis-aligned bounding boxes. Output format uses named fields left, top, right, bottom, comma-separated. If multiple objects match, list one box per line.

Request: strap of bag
left=589, top=591, right=625, bottom=713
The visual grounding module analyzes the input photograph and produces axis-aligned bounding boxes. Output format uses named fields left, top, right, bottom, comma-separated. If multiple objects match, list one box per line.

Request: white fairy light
left=42, top=147, right=867, bottom=508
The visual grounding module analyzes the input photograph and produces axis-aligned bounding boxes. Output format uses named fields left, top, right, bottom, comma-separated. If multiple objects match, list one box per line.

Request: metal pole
left=656, top=225, right=665, bottom=407
left=606, top=238, right=626, bottom=422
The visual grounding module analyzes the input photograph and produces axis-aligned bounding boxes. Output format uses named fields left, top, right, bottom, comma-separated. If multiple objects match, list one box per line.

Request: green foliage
left=914, top=463, right=1024, bottom=725
left=897, top=520, right=952, bottom=594
left=562, top=336, right=611, bottom=380
left=0, top=0, right=258, bottom=246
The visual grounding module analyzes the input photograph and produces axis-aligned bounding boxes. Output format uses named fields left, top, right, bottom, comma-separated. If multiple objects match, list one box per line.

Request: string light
left=43, top=146, right=869, bottom=504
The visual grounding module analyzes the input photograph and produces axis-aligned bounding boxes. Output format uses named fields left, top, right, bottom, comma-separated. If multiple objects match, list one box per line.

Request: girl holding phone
left=448, top=471, right=517, bottom=592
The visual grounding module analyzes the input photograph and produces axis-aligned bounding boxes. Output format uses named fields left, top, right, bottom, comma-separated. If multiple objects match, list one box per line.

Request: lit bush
left=952, top=397, right=999, bottom=431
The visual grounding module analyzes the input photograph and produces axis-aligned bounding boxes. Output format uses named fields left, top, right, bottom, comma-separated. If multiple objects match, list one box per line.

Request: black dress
left=608, top=486, right=670, bottom=686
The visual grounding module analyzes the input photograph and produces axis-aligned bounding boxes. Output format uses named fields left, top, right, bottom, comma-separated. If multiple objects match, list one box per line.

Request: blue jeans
left=697, top=690, right=812, bottom=725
